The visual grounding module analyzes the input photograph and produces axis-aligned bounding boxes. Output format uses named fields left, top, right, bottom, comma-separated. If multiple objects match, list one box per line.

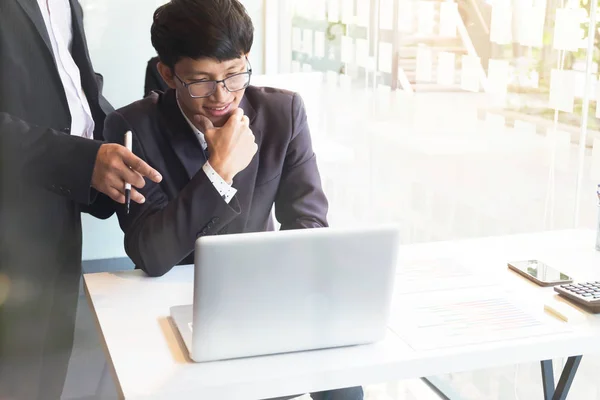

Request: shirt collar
left=176, top=93, right=207, bottom=150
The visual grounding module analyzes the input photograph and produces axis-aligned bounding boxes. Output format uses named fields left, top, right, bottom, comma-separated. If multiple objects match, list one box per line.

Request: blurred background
left=70, top=0, right=600, bottom=398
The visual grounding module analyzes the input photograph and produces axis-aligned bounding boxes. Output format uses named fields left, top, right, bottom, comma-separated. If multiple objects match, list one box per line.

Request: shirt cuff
left=202, top=161, right=237, bottom=204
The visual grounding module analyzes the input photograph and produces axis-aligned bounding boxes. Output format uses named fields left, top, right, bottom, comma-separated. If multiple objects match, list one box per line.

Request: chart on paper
left=389, top=291, right=570, bottom=351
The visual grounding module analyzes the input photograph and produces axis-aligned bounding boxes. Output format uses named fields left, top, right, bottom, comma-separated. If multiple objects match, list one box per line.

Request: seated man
left=104, top=0, right=362, bottom=399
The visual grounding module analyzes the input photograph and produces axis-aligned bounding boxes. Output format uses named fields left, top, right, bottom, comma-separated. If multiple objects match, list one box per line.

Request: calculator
left=554, top=282, right=600, bottom=313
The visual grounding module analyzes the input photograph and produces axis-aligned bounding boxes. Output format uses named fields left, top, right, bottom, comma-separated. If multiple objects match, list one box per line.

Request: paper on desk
left=394, top=258, right=495, bottom=295
left=390, top=289, right=571, bottom=351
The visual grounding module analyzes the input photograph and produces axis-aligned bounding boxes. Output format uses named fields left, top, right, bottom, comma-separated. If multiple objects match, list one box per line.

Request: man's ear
left=157, top=61, right=177, bottom=89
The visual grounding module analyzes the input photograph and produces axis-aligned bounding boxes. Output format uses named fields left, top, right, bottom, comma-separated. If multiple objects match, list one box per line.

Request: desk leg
left=540, top=356, right=582, bottom=400
left=541, top=360, right=555, bottom=400
left=421, top=377, right=458, bottom=400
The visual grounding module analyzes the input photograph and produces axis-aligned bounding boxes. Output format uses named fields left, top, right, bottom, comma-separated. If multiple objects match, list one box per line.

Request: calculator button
left=583, top=294, right=593, bottom=297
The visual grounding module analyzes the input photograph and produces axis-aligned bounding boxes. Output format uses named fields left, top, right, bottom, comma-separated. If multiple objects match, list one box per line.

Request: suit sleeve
left=275, top=93, right=329, bottom=230
left=78, top=72, right=116, bottom=220
left=104, top=112, right=242, bottom=277
left=0, top=112, right=102, bottom=205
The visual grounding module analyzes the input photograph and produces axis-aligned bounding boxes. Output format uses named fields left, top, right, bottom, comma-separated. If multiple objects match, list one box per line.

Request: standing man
left=0, top=0, right=162, bottom=398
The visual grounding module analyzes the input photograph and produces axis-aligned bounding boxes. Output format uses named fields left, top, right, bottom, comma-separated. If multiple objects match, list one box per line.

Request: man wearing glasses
left=103, top=0, right=362, bottom=398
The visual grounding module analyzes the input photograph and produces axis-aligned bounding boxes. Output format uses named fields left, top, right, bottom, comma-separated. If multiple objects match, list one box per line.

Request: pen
left=124, top=130, right=132, bottom=214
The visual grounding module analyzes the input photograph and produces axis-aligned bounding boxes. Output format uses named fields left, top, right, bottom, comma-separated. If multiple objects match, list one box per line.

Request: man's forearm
left=123, top=170, right=242, bottom=277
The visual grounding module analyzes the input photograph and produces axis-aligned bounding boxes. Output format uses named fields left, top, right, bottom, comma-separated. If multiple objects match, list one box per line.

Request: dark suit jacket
left=144, top=56, right=169, bottom=97
left=104, top=87, right=328, bottom=277
left=0, top=1, right=113, bottom=398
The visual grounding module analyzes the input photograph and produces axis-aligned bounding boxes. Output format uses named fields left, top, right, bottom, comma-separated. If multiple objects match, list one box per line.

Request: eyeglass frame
left=173, top=56, right=252, bottom=99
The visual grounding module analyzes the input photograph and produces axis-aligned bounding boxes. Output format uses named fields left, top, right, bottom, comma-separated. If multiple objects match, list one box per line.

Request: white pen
left=124, top=130, right=132, bottom=214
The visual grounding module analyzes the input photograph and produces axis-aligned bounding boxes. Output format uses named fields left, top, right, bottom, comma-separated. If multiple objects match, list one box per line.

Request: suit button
left=62, top=128, right=71, bottom=134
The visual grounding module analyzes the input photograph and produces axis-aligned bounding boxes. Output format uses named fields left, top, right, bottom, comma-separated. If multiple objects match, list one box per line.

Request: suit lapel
left=159, top=90, right=263, bottom=183
left=230, top=95, right=262, bottom=232
left=68, top=0, right=85, bottom=43
left=159, top=90, right=208, bottom=180
left=232, top=95, right=261, bottom=186
left=16, top=0, right=55, bottom=59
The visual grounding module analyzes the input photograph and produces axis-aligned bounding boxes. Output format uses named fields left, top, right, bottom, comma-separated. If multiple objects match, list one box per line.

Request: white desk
left=84, top=229, right=600, bottom=400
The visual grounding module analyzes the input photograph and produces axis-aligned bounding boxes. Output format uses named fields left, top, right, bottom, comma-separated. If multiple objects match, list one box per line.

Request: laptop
left=170, top=225, right=400, bottom=362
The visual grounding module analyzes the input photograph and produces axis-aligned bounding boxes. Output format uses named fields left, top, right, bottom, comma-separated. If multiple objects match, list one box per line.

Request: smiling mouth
left=203, top=103, right=232, bottom=118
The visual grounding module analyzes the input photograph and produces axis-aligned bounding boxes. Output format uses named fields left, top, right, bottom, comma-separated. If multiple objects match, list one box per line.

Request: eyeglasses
left=174, top=57, right=252, bottom=98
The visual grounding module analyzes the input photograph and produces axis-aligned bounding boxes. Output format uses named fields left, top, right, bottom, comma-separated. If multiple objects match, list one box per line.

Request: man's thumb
left=194, top=114, right=214, bottom=133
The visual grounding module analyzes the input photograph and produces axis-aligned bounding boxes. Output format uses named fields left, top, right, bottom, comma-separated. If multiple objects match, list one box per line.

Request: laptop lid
left=190, top=225, right=400, bottom=362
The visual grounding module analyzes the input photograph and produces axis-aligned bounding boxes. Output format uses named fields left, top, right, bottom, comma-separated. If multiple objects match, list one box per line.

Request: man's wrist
left=208, top=159, right=233, bottom=184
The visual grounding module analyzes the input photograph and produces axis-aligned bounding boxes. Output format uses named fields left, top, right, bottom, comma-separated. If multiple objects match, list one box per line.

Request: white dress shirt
left=37, top=0, right=95, bottom=138
left=177, top=99, right=238, bottom=204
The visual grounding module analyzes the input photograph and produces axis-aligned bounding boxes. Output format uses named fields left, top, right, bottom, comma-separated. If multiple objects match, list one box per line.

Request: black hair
left=151, top=0, right=254, bottom=69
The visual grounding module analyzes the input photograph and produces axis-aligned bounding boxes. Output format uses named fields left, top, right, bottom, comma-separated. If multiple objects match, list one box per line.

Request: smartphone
left=508, top=260, right=573, bottom=287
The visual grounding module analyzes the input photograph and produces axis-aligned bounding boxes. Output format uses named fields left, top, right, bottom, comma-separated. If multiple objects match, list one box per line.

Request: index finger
left=122, top=151, right=163, bottom=183
left=225, top=108, right=244, bottom=126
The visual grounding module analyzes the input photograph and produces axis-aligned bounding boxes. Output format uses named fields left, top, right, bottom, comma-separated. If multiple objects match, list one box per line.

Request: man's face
left=159, top=55, right=250, bottom=128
